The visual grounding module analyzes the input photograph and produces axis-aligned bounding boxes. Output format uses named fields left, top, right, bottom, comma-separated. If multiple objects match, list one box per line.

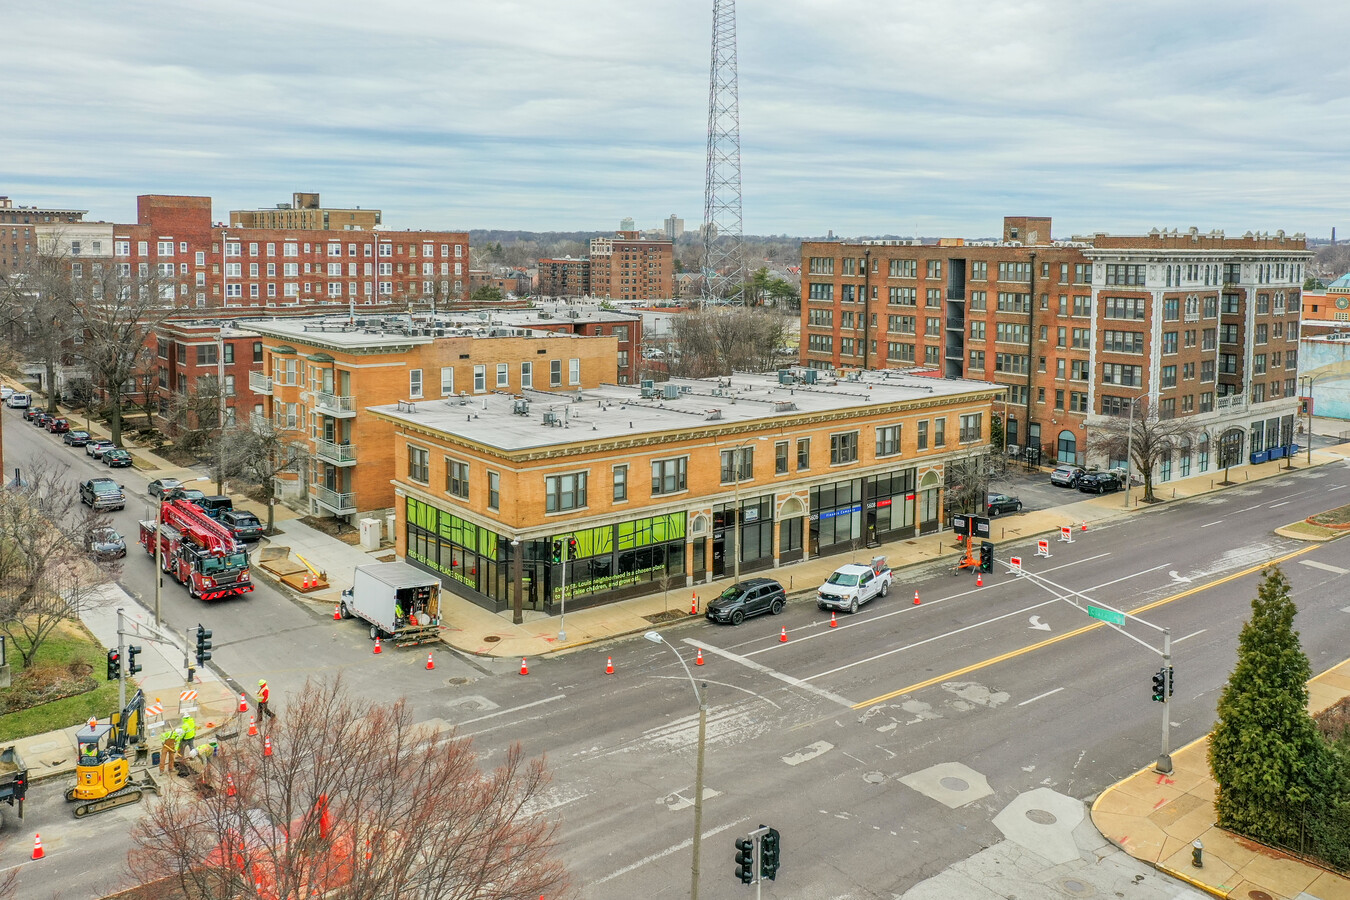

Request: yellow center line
left=850, top=544, right=1318, bottom=710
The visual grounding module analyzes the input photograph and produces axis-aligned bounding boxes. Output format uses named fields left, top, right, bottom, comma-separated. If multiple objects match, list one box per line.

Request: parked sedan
left=63, top=429, right=92, bottom=446
left=162, top=488, right=206, bottom=504
left=89, top=526, right=127, bottom=560
left=86, top=439, right=116, bottom=459
left=1077, top=471, right=1122, bottom=494
left=32, top=412, right=53, bottom=428
left=147, top=478, right=183, bottom=500
left=705, top=578, right=787, bottom=625
left=47, top=417, right=70, bottom=434
left=102, top=448, right=133, bottom=469
left=986, top=493, right=1024, bottom=516
left=1049, top=464, right=1085, bottom=487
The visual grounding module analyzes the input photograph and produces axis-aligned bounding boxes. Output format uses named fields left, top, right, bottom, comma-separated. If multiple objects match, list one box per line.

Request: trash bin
left=151, top=750, right=161, bottom=767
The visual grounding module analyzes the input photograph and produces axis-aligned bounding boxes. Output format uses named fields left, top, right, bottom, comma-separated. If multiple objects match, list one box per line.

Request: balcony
left=314, top=391, right=356, bottom=418
left=314, top=438, right=357, bottom=467
left=312, top=485, right=357, bottom=515
left=249, top=371, right=273, bottom=395
left=946, top=288, right=966, bottom=301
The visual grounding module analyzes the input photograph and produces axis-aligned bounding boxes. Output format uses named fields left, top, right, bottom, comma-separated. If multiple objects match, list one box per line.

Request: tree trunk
left=44, top=360, right=57, bottom=412
left=108, top=392, right=123, bottom=445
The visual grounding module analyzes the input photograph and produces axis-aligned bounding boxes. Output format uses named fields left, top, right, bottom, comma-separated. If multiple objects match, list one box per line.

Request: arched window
left=1057, top=430, right=1077, bottom=464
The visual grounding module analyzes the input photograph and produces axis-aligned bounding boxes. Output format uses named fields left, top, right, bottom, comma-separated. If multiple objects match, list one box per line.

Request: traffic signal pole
left=557, top=543, right=568, bottom=643
left=117, top=608, right=126, bottom=713
left=1158, top=632, right=1173, bottom=775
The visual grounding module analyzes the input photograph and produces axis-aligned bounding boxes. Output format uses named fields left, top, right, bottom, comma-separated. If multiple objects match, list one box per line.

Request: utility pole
left=117, top=608, right=127, bottom=713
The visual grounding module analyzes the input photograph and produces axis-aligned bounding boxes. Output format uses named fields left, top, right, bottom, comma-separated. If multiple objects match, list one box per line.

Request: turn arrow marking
left=1028, top=616, right=1051, bottom=631
left=1168, top=571, right=1192, bottom=583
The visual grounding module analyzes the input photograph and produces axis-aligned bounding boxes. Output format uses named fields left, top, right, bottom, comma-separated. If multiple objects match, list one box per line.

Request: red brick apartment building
left=149, top=319, right=267, bottom=433
left=588, top=232, right=674, bottom=301
left=538, top=256, right=591, bottom=297
left=802, top=217, right=1310, bottom=478
left=0, top=196, right=87, bottom=277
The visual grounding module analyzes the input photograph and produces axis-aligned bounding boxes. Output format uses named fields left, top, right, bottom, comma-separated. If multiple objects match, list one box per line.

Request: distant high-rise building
left=620, top=217, right=635, bottom=232
left=664, top=214, right=685, bottom=241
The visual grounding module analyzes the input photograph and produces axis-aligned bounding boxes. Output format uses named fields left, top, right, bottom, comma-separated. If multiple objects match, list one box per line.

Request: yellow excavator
left=66, top=689, right=156, bottom=817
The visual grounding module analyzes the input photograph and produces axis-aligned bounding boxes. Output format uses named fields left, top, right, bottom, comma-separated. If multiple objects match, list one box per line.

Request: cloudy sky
left=2, top=1, right=1347, bottom=239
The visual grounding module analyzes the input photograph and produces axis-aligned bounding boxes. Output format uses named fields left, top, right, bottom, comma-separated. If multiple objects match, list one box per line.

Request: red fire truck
left=139, top=499, right=254, bottom=600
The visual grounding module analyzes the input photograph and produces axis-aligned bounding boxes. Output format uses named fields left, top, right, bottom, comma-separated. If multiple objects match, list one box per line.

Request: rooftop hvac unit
left=801, top=368, right=818, bottom=384
left=773, top=400, right=797, bottom=412
left=512, top=399, right=530, bottom=416
left=662, top=383, right=679, bottom=399
left=778, top=369, right=796, bottom=385
left=704, top=408, right=722, bottom=421
left=541, top=411, right=558, bottom=426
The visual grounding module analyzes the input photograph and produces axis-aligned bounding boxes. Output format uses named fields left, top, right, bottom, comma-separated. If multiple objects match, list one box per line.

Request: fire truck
left=139, top=499, right=254, bottom=601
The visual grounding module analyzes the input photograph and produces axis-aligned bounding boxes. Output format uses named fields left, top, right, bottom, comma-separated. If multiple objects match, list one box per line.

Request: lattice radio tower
left=702, top=0, right=744, bottom=304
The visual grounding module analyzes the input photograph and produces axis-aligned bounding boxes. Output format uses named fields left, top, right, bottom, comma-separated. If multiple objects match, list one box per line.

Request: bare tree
left=0, top=461, right=119, bottom=669
left=126, top=676, right=572, bottom=900
left=943, top=451, right=995, bottom=518
left=0, top=239, right=83, bottom=412
left=669, top=307, right=792, bottom=377
left=164, top=374, right=226, bottom=455
left=221, top=421, right=307, bottom=533
left=1087, top=400, right=1202, bottom=503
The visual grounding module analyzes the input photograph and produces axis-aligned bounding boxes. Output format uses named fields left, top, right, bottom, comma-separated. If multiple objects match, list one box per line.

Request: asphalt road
left=3, top=406, right=1348, bottom=899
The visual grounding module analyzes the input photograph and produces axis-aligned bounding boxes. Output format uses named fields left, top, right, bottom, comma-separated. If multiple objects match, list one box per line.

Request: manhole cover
left=1247, top=892, right=1273, bottom=900
left=483, top=635, right=502, bottom=643
left=1056, top=876, right=1095, bottom=897
left=863, top=771, right=884, bottom=784
left=445, top=677, right=471, bottom=686
left=1024, top=808, right=1057, bottom=825
left=939, top=776, right=970, bottom=791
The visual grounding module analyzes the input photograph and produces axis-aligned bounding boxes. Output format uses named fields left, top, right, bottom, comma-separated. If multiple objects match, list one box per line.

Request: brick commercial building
left=370, top=370, right=998, bottom=618
left=248, top=315, right=622, bottom=521
left=802, top=217, right=1310, bottom=477
left=229, top=192, right=381, bottom=231
left=0, top=196, right=87, bottom=277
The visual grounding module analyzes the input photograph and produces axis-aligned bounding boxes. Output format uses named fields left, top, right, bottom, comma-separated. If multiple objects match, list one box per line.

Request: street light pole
left=645, top=631, right=707, bottom=900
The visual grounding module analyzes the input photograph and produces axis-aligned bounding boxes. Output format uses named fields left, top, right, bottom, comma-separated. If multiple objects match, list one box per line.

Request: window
left=926, top=260, right=942, bottom=278
left=196, top=344, right=218, bottom=366
left=1163, top=298, right=1180, bottom=321
left=969, top=291, right=987, bottom=310
left=916, top=420, right=928, bottom=450
left=926, top=316, right=942, bottom=337
left=971, top=261, right=988, bottom=281
left=959, top=413, right=983, bottom=443
left=934, top=417, right=946, bottom=446
left=995, top=322, right=1030, bottom=343
left=409, top=369, right=423, bottom=398
left=550, top=360, right=562, bottom=386
left=1161, top=365, right=1177, bottom=388
left=1104, top=264, right=1146, bottom=286
left=445, top=459, right=469, bottom=499
left=612, top=465, right=627, bottom=502
left=889, top=258, right=916, bottom=278
left=924, top=346, right=941, bottom=365
left=223, top=375, right=235, bottom=396
left=545, top=472, right=587, bottom=512
left=968, top=350, right=985, bottom=370
left=1253, top=354, right=1266, bottom=376
left=440, top=367, right=455, bottom=396
left=889, top=286, right=917, bottom=306
left=569, top=358, right=580, bottom=385
left=968, top=321, right=985, bottom=340
left=808, top=257, right=835, bottom=275
left=1162, top=332, right=1178, bottom=354
left=830, top=431, right=858, bottom=465
left=1255, top=323, right=1268, bottom=344
left=1055, top=389, right=1065, bottom=409
left=408, top=446, right=429, bottom=483
left=651, top=457, right=688, bottom=495
left=995, top=353, right=1029, bottom=374
left=719, top=448, right=754, bottom=484
left=1101, top=330, right=1144, bottom=354
left=473, top=365, right=485, bottom=393
left=997, top=261, right=1031, bottom=282
left=775, top=441, right=789, bottom=474
left=876, top=424, right=901, bottom=457
left=808, top=283, right=834, bottom=301
left=1101, top=363, right=1142, bottom=387
left=520, top=361, right=532, bottom=389
left=996, top=292, right=1030, bottom=312
left=496, top=363, right=509, bottom=388
left=1103, top=296, right=1146, bottom=319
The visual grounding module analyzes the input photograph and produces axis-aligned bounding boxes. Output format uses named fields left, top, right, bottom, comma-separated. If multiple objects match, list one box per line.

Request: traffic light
left=126, top=644, right=143, bottom=676
left=760, top=826, right=780, bottom=881
left=195, top=624, right=213, bottom=667
left=1151, top=667, right=1166, bottom=702
left=106, top=648, right=121, bottom=681
left=979, top=541, right=994, bottom=573
left=734, top=837, right=754, bottom=884
left=1166, top=666, right=1174, bottom=699
left=567, top=537, right=578, bottom=559
left=551, top=540, right=563, bottom=564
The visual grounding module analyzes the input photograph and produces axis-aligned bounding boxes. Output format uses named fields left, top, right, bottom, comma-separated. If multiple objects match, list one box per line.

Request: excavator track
left=73, top=786, right=143, bottom=818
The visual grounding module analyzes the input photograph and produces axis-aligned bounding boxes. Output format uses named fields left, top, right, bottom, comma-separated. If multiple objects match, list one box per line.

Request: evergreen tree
left=1209, top=566, right=1344, bottom=854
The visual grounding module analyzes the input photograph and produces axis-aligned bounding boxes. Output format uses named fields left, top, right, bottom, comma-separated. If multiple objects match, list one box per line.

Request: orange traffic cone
left=779, top=626, right=788, bottom=643
left=425, top=652, right=435, bottom=671
left=520, top=657, right=529, bottom=675
left=695, top=648, right=704, bottom=666
left=263, top=736, right=273, bottom=757
left=690, top=593, right=698, bottom=615
left=976, top=573, right=984, bottom=587
left=830, top=611, right=838, bottom=628
left=373, top=637, right=382, bottom=654
left=31, top=833, right=44, bottom=860
left=226, top=774, right=237, bottom=796
left=87, top=716, right=97, bottom=730
left=605, top=656, right=614, bottom=675
left=333, top=604, right=341, bottom=620
left=247, top=715, right=258, bottom=737
left=238, top=692, right=248, bottom=713
left=913, top=590, right=921, bottom=605
left=1081, top=520, right=1087, bottom=532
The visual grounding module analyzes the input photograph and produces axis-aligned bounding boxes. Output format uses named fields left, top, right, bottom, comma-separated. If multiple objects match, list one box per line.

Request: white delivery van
left=339, top=562, right=443, bottom=646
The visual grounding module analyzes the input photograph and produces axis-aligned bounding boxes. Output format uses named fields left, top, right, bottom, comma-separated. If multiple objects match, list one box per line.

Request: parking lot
left=987, top=463, right=1097, bottom=516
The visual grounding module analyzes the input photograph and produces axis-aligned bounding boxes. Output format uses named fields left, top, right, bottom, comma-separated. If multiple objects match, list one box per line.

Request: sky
left=2, top=1, right=1348, bottom=240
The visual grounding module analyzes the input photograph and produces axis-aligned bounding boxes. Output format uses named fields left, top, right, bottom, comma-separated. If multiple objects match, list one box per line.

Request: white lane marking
left=1174, top=629, right=1207, bottom=644
left=781, top=740, right=834, bottom=766
left=1027, top=616, right=1051, bottom=631
left=592, top=818, right=749, bottom=886
left=801, top=562, right=1172, bottom=683
left=1269, top=501, right=1292, bottom=508
left=1017, top=687, right=1064, bottom=707
left=685, top=639, right=856, bottom=708
left=1329, top=484, right=1347, bottom=491
left=1168, top=570, right=1193, bottom=583
left=741, top=552, right=1114, bottom=656
left=1300, top=559, right=1350, bottom=575
left=1200, top=520, right=1224, bottom=528
left=453, top=695, right=565, bottom=728
left=1237, top=505, right=1262, bottom=512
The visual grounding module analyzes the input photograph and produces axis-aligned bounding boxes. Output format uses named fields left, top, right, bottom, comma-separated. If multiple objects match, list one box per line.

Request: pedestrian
left=257, top=679, right=276, bottom=724
left=160, top=728, right=180, bottom=775
left=180, top=714, right=197, bottom=755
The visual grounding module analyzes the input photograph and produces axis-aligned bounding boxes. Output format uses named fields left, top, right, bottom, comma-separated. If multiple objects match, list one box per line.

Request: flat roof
left=370, top=369, right=999, bottom=453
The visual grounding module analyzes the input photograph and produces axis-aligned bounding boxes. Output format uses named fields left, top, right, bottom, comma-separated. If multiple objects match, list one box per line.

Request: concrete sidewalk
left=1091, top=658, right=1350, bottom=900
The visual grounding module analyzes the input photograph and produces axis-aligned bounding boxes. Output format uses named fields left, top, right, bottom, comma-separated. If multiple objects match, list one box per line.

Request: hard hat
left=258, top=679, right=266, bottom=687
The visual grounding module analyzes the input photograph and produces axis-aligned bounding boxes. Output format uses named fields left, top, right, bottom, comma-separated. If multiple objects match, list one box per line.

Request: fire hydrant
left=1191, top=839, right=1203, bottom=868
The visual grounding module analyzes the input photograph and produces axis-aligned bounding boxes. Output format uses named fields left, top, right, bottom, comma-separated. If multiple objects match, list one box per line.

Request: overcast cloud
left=2, top=1, right=1347, bottom=239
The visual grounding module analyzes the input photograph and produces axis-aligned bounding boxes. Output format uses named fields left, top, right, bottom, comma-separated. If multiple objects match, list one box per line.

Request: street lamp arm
left=645, top=632, right=702, bottom=706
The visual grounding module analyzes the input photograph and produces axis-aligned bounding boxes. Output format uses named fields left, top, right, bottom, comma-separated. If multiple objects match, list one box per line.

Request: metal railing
left=314, top=391, right=356, bottom=415
left=314, top=438, right=357, bottom=465
left=249, top=371, right=273, bottom=394
left=313, top=485, right=357, bottom=513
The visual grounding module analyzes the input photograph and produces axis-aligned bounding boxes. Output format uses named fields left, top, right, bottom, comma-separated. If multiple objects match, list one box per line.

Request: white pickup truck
left=816, top=558, right=893, bottom=614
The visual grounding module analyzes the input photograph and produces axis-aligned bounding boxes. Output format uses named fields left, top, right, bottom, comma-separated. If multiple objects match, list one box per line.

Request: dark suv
left=705, top=578, right=787, bottom=626
left=1077, top=471, right=1122, bottom=494
left=219, top=509, right=265, bottom=542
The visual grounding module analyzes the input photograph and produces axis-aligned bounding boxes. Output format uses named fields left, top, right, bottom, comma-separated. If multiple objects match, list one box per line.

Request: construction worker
left=256, top=679, right=276, bottom=723
left=81, top=742, right=98, bottom=763
left=180, top=714, right=197, bottom=754
left=160, top=728, right=181, bottom=775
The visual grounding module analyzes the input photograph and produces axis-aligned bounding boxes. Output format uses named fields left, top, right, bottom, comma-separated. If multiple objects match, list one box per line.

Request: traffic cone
left=333, top=604, right=341, bottom=620
left=976, top=573, right=984, bottom=587
left=695, top=648, right=704, bottom=666
left=605, top=656, right=614, bottom=675
left=373, top=637, right=382, bottom=654
left=1081, top=520, right=1087, bottom=532
left=690, top=593, right=698, bottom=615
left=830, top=611, right=838, bottom=628
left=31, top=834, right=43, bottom=860
left=519, top=657, right=529, bottom=675
left=913, top=590, right=921, bottom=605
left=247, top=715, right=258, bottom=737
left=264, top=736, right=273, bottom=757
left=425, top=652, right=435, bottom=671
left=86, top=716, right=97, bottom=730
left=238, top=692, right=248, bottom=713
left=226, top=774, right=237, bottom=796
left=779, top=626, right=788, bottom=643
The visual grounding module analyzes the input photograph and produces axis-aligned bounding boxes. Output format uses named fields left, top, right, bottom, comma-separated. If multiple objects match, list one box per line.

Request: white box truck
left=339, top=562, right=442, bottom=647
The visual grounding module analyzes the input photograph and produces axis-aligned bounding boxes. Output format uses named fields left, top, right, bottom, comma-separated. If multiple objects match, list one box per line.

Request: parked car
left=162, top=487, right=206, bottom=504
left=817, top=559, right=892, bottom=614
left=147, top=478, right=183, bottom=500
left=79, top=478, right=126, bottom=511
left=22, top=407, right=42, bottom=421
left=31, top=412, right=52, bottom=428
left=46, top=417, right=69, bottom=434
left=86, top=440, right=116, bottom=459
left=102, top=448, right=133, bottom=469
left=63, top=429, right=92, bottom=446
left=1077, top=471, right=1122, bottom=494
left=986, top=493, right=1023, bottom=516
left=0, top=386, right=12, bottom=402
left=6, top=392, right=30, bottom=409
left=1049, top=464, right=1085, bottom=487
left=219, top=509, right=265, bottom=542
left=89, top=526, right=127, bottom=560
left=705, top=578, right=787, bottom=626
left=191, top=495, right=234, bottom=519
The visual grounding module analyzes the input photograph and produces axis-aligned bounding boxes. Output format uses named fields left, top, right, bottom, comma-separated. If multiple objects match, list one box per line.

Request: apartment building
left=248, top=315, right=622, bottom=520
left=112, top=194, right=470, bottom=310
left=0, top=196, right=87, bottom=277
left=229, top=192, right=382, bottom=231
left=538, top=256, right=591, bottom=297
left=371, top=369, right=996, bottom=617
left=587, top=231, right=674, bottom=301
left=149, top=320, right=266, bottom=435
left=802, top=217, right=1310, bottom=477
